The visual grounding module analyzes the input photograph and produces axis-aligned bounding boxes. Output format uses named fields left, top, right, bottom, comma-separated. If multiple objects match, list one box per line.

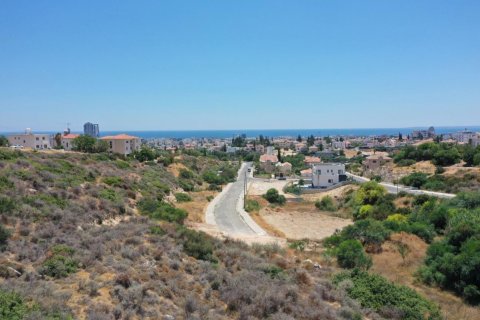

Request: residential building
left=276, top=162, right=292, bottom=176
left=312, top=163, right=347, bottom=188
left=61, top=133, right=80, bottom=151
left=308, top=145, right=319, bottom=153
left=255, top=144, right=265, bottom=154
left=304, top=156, right=321, bottom=166
left=300, top=168, right=312, bottom=179
left=259, top=154, right=279, bottom=174
left=452, top=129, right=478, bottom=144
left=100, top=134, right=140, bottom=155
left=8, top=129, right=52, bottom=150
left=266, top=146, right=275, bottom=155
left=363, top=154, right=393, bottom=171
left=84, top=122, right=100, bottom=138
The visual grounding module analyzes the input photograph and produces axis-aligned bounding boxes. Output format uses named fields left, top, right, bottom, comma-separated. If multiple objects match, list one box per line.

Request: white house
left=312, top=163, right=347, bottom=188
left=100, top=134, right=141, bottom=156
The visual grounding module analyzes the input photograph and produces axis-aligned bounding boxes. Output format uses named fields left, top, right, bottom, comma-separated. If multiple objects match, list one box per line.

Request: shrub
left=315, top=196, right=336, bottom=211
left=179, top=179, right=195, bottom=192
left=0, top=224, right=10, bottom=251
left=396, top=159, right=416, bottom=167
left=179, top=169, right=194, bottom=179
left=138, top=199, right=188, bottom=224
left=335, top=240, right=372, bottom=270
left=174, top=192, right=192, bottom=202
left=0, top=290, right=31, bottom=319
left=178, top=227, right=216, bottom=262
left=386, top=213, right=408, bottom=223
left=401, top=172, right=428, bottom=189
left=0, top=196, right=16, bottom=214
left=263, top=188, right=286, bottom=205
left=284, top=184, right=301, bottom=195
left=102, top=176, right=123, bottom=187
left=245, top=199, right=260, bottom=212
left=334, top=270, right=441, bottom=320
left=39, top=245, right=78, bottom=278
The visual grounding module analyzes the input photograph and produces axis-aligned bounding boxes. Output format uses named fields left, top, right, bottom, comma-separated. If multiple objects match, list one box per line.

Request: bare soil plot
left=257, top=201, right=352, bottom=240
left=392, top=160, right=436, bottom=176
left=301, top=185, right=358, bottom=202
left=249, top=179, right=293, bottom=197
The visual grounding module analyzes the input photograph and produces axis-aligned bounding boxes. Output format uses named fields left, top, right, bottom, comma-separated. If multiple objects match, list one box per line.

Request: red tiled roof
left=300, top=168, right=312, bottom=175
left=304, top=156, right=321, bottom=163
left=101, top=134, right=139, bottom=140
left=259, top=154, right=279, bottom=163
left=63, top=134, right=80, bottom=139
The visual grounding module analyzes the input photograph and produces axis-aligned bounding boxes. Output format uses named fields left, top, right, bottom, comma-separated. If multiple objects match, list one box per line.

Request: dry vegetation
left=0, top=149, right=385, bottom=320
left=371, top=233, right=480, bottom=320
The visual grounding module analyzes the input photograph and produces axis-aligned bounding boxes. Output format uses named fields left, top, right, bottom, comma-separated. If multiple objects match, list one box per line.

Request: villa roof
left=101, top=134, right=139, bottom=140
left=62, top=134, right=80, bottom=139
left=304, top=156, right=321, bottom=163
left=259, top=154, right=278, bottom=163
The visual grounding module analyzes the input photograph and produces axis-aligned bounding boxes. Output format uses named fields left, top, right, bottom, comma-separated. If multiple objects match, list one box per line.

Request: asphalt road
left=346, top=172, right=456, bottom=199
left=213, top=162, right=257, bottom=235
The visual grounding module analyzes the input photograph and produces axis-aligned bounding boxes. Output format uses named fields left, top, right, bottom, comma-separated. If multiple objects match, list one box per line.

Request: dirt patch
left=167, top=162, right=188, bottom=177
left=371, top=232, right=480, bottom=320
left=257, top=201, right=352, bottom=240
left=249, top=179, right=292, bottom=197
left=343, top=149, right=360, bottom=159
left=176, top=190, right=218, bottom=223
left=301, top=185, right=358, bottom=203
left=393, top=160, right=436, bottom=176
left=443, top=166, right=480, bottom=176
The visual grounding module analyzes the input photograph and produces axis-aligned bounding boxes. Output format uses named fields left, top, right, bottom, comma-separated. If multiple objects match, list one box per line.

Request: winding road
left=207, top=162, right=267, bottom=236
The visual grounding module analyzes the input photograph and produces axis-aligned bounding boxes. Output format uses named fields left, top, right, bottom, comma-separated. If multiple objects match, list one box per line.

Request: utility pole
left=244, top=167, right=247, bottom=209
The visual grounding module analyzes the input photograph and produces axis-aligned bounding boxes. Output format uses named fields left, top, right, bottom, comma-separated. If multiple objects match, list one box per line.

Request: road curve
left=346, top=172, right=456, bottom=199
left=209, top=163, right=266, bottom=236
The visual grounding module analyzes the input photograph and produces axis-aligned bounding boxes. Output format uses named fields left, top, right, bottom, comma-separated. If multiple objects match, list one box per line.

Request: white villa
left=312, top=163, right=347, bottom=188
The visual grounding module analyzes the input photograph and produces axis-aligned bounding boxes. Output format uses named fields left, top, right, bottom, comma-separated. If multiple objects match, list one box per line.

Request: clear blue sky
left=1, top=1, right=479, bottom=131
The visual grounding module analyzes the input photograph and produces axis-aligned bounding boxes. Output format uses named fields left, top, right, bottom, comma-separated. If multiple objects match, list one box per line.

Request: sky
left=1, top=1, right=479, bottom=132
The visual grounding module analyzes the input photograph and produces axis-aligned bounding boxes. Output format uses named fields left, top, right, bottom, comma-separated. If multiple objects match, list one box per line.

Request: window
left=109, top=141, right=113, bottom=148
left=42, top=137, right=45, bottom=140
left=44, top=144, right=47, bottom=148
left=36, top=137, right=39, bottom=141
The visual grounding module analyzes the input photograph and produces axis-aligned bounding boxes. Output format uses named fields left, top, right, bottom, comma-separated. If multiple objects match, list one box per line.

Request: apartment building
left=8, top=130, right=52, bottom=150
left=100, top=134, right=140, bottom=155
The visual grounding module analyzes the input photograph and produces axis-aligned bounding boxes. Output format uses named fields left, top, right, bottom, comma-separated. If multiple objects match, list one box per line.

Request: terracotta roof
left=366, top=154, right=392, bottom=160
left=259, top=154, right=278, bottom=163
left=300, top=168, right=312, bottom=175
left=276, top=162, right=292, bottom=167
left=304, top=156, right=321, bottom=163
left=63, top=134, right=80, bottom=139
left=101, top=134, right=139, bottom=140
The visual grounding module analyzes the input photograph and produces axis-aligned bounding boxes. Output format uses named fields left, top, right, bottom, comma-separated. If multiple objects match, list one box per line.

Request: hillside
left=0, top=149, right=380, bottom=320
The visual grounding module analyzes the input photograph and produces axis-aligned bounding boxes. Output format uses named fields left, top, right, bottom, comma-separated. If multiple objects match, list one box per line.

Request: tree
left=263, top=188, right=286, bottom=205
left=306, top=135, right=315, bottom=147
left=72, top=135, right=97, bottom=153
left=336, top=240, right=372, bottom=270
left=400, top=172, right=428, bottom=189
left=398, top=132, right=403, bottom=141
left=54, top=133, right=62, bottom=148
left=297, top=135, right=302, bottom=142
left=134, top=147, right=157, bottom=162
left=0, top=135, right=8, bottom=147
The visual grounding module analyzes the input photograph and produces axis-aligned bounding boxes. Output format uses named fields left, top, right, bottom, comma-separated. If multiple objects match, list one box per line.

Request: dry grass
left=176, top=190, right=218, bottom=223
left=392, top=160, right=436, bottom=177
left=166, top=162, right=188, bottom=177
left=371, top=232, right=480, bottom=320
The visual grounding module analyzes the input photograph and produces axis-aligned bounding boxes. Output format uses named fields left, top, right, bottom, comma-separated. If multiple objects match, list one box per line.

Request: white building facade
left=312, top=163, right=347, bottom=188
left=8, top=130, right=52, bottom=150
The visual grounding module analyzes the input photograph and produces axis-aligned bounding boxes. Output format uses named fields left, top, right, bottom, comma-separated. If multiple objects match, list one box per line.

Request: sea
left=2, top=126, right=480, bottom=139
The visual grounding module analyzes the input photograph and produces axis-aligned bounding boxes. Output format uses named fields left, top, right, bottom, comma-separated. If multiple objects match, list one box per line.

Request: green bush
left=315, top=195, right=336, bottom=211
left=0, top=290, right=31, bottom=319
left=334, top=270, right=441, bottom=320
left=335, top=240, right=372, bottom=270
left=179, top=179, right=195, bottom=192
left=245, top=199, right=260, bottom=212
left=175, top=192, right=192, bottom=202
left=149, top=225, right=166, bottom=236
left=39, top=245, right=78, bottom=278
left=284, top=184, right=301, bottom=195
left=99, top=189, right=120, bottom=202
left=401, top=172, right=428, bottom=189
left=138, top=198, right=188, bottom=224
left=102, top=176, right=123, bottom=187
left=263, top=188, right=286, bottom=205
left=179, top=227, right=216, bottom=262
left=0, top=196, right=16, bottom=214
left=0, top=224, right=10, bottom=251
left=179, top=169, right=195, bottom=179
